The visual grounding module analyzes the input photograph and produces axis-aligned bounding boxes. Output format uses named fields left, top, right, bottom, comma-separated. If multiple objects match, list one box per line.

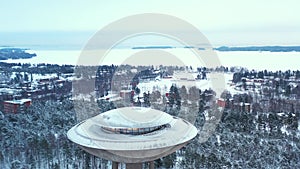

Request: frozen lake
left=3, top=48, right=300, bottom=71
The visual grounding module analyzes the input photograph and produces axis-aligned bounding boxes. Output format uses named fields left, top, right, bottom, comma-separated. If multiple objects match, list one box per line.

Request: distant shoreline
left=2, top=45, right=300, bottom=52
left=215, top=46, right=300, bottom=52
left=132, top=46, right=173, bottom=49
left=131, top=45, right=300, bottom=52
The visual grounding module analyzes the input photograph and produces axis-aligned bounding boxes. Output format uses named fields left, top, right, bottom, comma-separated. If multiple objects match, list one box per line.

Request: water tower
left=67, top=107, right=197, bottom=169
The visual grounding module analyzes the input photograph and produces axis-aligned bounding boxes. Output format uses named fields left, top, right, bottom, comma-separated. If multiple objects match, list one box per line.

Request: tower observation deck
left=67, top=107, right=197, bottom=169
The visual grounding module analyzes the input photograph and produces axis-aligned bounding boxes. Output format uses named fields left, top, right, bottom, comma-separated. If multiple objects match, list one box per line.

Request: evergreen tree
left=143, top=92, right=150, bottom=107
left=168, top=85, right=181, bottom=110
left=285, top=85, right=291, bottom=96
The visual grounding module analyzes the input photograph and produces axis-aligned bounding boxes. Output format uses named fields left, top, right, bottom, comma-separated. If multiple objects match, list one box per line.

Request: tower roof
left=97, top=107, right=174, bottom=128
left=67, top=107, right=198, bottom=163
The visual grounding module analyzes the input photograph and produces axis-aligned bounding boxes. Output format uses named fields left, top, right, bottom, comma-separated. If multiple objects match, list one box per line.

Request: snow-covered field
left=136, top=72, right=241, bottom=98
left=3, top=49, right=300, bottom=71
left=4, top=50, right=81, bottom=65
left=218, top=51, right=300, bottom=71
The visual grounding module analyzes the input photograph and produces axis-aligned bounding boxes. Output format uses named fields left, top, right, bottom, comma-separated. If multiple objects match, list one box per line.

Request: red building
left=120, top=90, right=133, bottom=102
left=217, top=98, right=226, bottom=108
left=3, top=99, right=31, bottom=114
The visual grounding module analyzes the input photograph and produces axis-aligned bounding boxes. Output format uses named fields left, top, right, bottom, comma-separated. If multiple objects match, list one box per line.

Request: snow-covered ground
left=217, top=51, right=300, bottom=71
left=136, top=72, right=242, bottom=98
left=4, top=50, right=81, bottom=65
left=136, top=73, right=209, bottom=97
left=3, top=49, right=300, bottom=71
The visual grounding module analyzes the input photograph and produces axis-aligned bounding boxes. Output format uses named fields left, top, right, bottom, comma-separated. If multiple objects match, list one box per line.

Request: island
left=132, top=46, right=173, bottom=49
left=0, top=48, right=37, bottom=60
left=215, top=46, right=300, bottom=52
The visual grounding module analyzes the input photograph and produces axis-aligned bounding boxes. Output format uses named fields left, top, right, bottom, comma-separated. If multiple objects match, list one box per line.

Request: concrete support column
left=112, top=161, right=119, bottom=169
left=126, top=163, right=142, bottom=169
left=149, top=161, right=155, bottom=169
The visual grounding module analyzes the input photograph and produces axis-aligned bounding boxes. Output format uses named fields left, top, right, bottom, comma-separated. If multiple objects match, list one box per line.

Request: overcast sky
left=1, top=0, right=300, bottom=46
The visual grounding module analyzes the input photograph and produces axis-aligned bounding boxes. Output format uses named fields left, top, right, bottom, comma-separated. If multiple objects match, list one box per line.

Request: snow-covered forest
left=0, top=99, right=115, bottom=169
left=1, top=96, right=300, bottom=168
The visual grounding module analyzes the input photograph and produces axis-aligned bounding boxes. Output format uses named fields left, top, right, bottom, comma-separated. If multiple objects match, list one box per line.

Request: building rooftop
left=99, top=107, right=174, bottom=128
left=0, top=88, right=20, bottom=94
left=67, top=107, right=197, bottom=163
left=4, top=99, right=31, bottom=104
